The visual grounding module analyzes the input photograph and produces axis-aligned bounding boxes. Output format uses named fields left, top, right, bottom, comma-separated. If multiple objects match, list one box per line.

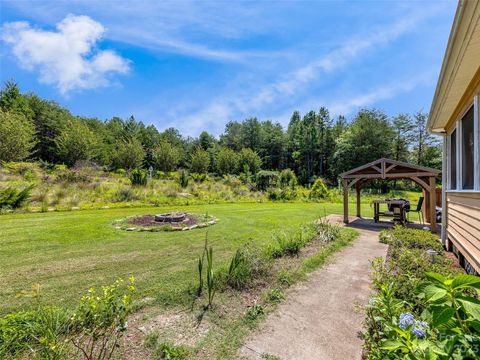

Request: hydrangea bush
left=363, top=227, right=480, bottom=359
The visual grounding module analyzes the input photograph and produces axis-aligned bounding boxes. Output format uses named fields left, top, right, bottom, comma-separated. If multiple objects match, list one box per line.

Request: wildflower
left=399, top=313, right=415, bottom=329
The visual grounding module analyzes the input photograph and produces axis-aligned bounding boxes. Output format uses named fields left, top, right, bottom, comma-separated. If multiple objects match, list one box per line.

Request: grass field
left=0, top=201, right=377, bottom=315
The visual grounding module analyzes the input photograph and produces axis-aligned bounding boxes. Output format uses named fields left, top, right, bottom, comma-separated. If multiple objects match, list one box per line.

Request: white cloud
left=168, top=11, right=432, bottom=134
left=327, top=73, right=436, bottom=116
left=2, top=14, right=130, bottom=94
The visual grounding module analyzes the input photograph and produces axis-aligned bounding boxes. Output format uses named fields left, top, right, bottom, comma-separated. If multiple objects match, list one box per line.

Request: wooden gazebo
left=339, top=158, right=441, bottom=232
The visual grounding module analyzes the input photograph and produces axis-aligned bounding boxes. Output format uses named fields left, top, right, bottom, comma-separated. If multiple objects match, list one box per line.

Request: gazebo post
left=429, top=176, right=437, bottom=232
left=343, top=179, right=349, bottom=224
left=355, top=181, right=361, bottom=218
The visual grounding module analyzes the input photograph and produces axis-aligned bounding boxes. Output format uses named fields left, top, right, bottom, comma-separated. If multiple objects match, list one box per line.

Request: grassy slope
left=0, top=202, right=374, bottom=315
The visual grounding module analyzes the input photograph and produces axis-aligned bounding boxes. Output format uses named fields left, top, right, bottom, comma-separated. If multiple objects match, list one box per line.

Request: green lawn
left=0, top=201, right=375, bottom=315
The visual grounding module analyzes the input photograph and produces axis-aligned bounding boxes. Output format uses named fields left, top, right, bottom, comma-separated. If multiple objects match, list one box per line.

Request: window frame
left=446, top=93, right=480, bottom=192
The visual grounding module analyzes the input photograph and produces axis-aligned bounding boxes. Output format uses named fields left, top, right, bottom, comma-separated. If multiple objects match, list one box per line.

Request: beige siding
left=446, top=192, right=480, bottom=272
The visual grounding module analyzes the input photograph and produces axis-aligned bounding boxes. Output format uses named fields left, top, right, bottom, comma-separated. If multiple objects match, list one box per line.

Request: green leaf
left=381, top=340, right=407, bottom=351
left=425, top=272, right=446, bottom=285
left=423, top=285, right=447, bottom=302
left=430, top=306, right=455, bottom=327
left=451, top=274, right=480, bottom=289
left=468, top=319, right=480, bottom=332
left=457, top=296, right=480, bottom=320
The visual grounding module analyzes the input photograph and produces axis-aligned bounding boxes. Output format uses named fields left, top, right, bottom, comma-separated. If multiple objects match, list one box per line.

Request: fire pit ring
left=154, top=212, right=186, bottom=223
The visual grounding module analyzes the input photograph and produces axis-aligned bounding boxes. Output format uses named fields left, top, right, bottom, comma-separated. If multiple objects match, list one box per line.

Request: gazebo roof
left=340, top=158, right=440, bottom=180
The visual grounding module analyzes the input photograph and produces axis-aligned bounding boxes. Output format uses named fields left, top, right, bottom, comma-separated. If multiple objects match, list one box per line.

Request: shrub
left=387, top=226, right=444, bottom=253
left=363, top=227, right=470, bottom=359
left=216, top=147, right=239, bottom=175
left=378, top=229, right=390, bottom=244
left=70, top=277, right=136, bottom=360
left=0, top=278, right=135, bottom=360
left=53, top=164, right=68, bottom=172
left=2, top=161, right=40, bottom=176
left=152, top=141, right=181, bottom=172
left=279, top=169, right=297, bottom=188
left=314, top=218, right=341, bottom=243
left=222, top=244, right=267, bottom=290
left=178, top=169, right=189, bottom=188
left=189, top=147, right=210, bottom=174
left=308, top=178, right=329, bottom=200
left=0, top=185, right=33, bottom=209
left=0, top=110, right=36, bottom=162
left=56, top=169, right=89, bottom=183
left=130, top=169, right=148, bottom=186
left=222, top=174, right=243, bottom=188
left=238, top=148, right=262, bottom=174
left=370, top=273, right=480, bottom=359
left=266, top=188, right=282, bottom=201
left=191, top=173, right=209, bottom=183
left=55, top=119, right=100, bottom=167
left=256, top=170, right=279, bottom=191
left=270, top=231, right=304, bottom=258
left=0, top=307, right=71, bottom=359
left=267, top=187, right=299, bottom=201
left=114, top=138, right=145, bottom=170
left=112, top=187, right=137, bottom=202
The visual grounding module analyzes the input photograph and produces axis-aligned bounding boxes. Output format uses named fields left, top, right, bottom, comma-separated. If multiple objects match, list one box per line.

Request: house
left=428, top=0, right=480, bottom=275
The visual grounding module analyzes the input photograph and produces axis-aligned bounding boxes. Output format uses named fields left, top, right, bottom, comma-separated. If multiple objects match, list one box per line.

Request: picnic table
left=372, top=199, right=408, bottom=225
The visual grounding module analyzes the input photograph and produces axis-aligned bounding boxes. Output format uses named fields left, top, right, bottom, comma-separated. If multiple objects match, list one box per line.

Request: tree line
left=0, top=82, right=441, bottom=185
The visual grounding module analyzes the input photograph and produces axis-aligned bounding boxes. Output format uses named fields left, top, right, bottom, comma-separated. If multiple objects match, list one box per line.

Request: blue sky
left=0, top=0, right=456, bottom=136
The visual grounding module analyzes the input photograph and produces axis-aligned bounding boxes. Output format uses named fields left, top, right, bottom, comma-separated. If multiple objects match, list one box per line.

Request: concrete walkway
left=240, top=215, right=388, bottom=360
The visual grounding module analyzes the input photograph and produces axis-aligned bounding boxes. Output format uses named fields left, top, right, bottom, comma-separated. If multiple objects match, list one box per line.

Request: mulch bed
left=114, top=213, right=217, bottom=232
left=127, top=214, right=198, bottom=227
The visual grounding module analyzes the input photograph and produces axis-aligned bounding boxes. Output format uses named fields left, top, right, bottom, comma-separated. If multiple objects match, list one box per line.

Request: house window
left=462, top=106, right=474, bottom=189
left=450, top=129, right=457, bottom=190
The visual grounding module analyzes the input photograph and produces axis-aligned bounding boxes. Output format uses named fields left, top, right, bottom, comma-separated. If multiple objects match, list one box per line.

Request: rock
left=189, top=225, right=198, bottom=230
left=102, top=206, right=110, bottom=209
left=125, top=227, right=136, bottom=231
left=71, top=207, right=80, bottom=210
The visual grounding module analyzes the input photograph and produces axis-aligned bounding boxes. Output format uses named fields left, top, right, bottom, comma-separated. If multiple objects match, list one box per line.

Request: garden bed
left=113, top=212, right=217, bottom=231
left=362, top=226, right=479, bottom=359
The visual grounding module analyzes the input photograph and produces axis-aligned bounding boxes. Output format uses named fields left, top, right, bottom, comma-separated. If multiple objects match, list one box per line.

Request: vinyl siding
left=446, top=191, right=480, bottom=272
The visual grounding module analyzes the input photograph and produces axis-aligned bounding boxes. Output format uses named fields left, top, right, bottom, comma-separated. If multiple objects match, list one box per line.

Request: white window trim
left=446, top=96, right=480, bottom=193
left=457, top=118, right=462, bottom=190
left=474, top=94, right=480, bottom=191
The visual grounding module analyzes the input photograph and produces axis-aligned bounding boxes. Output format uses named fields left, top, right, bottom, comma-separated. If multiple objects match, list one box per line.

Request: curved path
left=240, top=215, right=388, bottom=360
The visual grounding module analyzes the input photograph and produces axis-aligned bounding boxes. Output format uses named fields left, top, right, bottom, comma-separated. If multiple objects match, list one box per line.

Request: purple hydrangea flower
left=411, top=325, right=427, bottom=338
left=399, top=313, right=415, bottom=329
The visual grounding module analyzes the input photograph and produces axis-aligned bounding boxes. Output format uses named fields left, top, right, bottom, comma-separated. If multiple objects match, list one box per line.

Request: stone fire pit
left=154, top=212, right=186, bottom=223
